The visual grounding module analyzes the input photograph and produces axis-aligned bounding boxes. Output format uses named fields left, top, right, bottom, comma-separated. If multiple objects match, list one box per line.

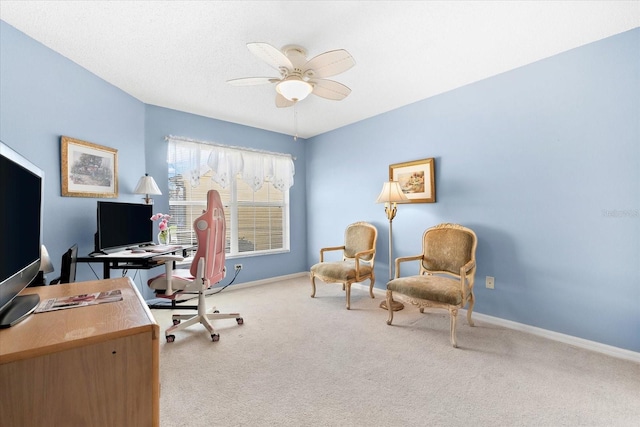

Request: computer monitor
left=0, top=141, right=43, bottom=328
left=95, top=201, right=154, bottom=254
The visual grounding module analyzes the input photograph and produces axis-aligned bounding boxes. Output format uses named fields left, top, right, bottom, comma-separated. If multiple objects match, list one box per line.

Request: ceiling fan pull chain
left=293, top=103, right=299, bottom=141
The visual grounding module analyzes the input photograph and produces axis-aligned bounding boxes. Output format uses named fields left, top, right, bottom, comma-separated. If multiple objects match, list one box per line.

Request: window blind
left=166, top=136, right=292, bottom=256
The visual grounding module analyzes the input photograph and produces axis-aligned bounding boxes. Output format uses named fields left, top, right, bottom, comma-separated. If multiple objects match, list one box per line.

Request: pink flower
left=150, top=213, right=170, bottom=221
left=150, top=213, right=171, bottom=230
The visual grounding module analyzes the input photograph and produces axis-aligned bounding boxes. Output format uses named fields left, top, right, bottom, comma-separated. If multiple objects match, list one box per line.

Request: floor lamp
left=376, top=181, right=408, bottom=311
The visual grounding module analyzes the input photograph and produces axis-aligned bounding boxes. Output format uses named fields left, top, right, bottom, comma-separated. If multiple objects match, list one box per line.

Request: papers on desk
left=35, top=290, right=123, bottom=313
left=145, top=245, right=182, bottom=253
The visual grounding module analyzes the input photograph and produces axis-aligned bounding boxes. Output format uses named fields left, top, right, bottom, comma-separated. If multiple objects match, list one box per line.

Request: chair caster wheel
left=172, top=319, right=181, bottom=326
left=211, top=333, right=220, bottom=342
left=236, top=317, right=244, bottom=325
left=166, top=335, right=176, bottom=343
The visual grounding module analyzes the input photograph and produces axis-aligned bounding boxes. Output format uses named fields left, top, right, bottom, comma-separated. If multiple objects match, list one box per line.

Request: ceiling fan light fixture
left=276, top=78, right=313, bottom=102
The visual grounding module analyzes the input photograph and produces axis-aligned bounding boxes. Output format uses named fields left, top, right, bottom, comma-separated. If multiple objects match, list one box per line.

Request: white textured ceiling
left=1, top=1, right=638, bottom=139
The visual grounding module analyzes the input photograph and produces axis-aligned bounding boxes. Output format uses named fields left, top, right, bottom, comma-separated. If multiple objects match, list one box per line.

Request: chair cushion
left=423, top=228, right=474, bottom=274
left=387, top=275, right=462, bottom=306
left=311, top=261, right=372, bottom=282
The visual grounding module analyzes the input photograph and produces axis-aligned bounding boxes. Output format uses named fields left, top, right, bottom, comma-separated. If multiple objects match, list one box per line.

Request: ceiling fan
left=227, top=42, right=356, bottom=108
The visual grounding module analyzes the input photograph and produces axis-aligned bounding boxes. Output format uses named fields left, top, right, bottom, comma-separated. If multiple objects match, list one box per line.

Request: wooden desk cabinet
left=0, top=278, right=159, bottom=427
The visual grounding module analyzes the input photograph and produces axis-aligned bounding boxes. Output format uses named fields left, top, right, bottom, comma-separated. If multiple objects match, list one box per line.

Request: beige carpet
left=152, top=276, right=640, bottom=427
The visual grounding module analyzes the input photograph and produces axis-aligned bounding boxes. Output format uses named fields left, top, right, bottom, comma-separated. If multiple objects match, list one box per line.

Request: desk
left=0, top=277, right=159, bottom=427
left=77, top=244, right=194, bottom=279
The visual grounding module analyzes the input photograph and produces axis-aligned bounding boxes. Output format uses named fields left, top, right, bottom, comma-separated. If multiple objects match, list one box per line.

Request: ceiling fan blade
left=303, top=49, right=355, bottom=79
left=311, top=79, right=352, bottom=100
left=275, top=93, right=296, bottom=108
left=226, top=77, right=279, bottom=86
left=247, top=42, right=293, bottom=73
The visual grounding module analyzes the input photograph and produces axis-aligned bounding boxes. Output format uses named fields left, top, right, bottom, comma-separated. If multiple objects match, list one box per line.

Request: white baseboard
left=218, top=271, right=308, bottom=292
left=360, top=282, right=640, bottom=363
left=471, top=311, right=640, bottom=363
left=226, top=274, right=639, bottom=363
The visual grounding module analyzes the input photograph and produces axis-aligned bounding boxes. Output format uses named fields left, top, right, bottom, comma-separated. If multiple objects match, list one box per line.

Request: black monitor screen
left=0, top=154, right=41, bottom=284
left=0, top=141, right=43, bottom=327
left=96, top=201, right=153, bottom=252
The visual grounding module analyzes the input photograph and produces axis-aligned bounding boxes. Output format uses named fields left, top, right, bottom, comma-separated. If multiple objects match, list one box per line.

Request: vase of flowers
left=151, top=213, right=172, bottom=245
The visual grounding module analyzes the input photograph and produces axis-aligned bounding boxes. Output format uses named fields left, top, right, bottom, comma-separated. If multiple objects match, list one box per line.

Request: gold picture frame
left=61, top=136, right=118, bottom=198
left=389, top=158, right=436, bottom=203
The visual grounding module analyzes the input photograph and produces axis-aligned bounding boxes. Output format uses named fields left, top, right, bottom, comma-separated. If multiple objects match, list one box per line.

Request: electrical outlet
left=486, top=276, right=495, bottom=289
left=234, top=264, right=243, bottom=270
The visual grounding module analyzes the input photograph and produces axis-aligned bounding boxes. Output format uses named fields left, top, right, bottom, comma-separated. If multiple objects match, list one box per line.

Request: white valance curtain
left=166, top=136, right=295, bottom=192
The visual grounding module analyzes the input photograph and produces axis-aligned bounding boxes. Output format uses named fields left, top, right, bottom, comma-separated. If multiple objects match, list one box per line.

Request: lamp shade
left=40, top=244, right=54, bottom=274
left=376, top=181, right=409, bottom=203
left=133, top=174, right=162, bottom=196
left=276, top=77, right=313, bottom=102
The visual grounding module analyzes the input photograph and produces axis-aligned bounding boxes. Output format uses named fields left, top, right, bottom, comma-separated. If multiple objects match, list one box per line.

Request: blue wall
left=2, top=19, right=638, bottom=351
left=306, top=28, right=640, bottom=352
left=0, top=21, right=146, bottom=287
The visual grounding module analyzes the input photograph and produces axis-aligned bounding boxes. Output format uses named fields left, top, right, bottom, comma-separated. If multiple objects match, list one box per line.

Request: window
left=167, top=137, right=293, bottom=258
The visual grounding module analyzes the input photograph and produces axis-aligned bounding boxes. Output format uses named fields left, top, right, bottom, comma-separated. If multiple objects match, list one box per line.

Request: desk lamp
left=376, top=181, right=408, bottom=311
left=133, top=173, right=162, bottom=205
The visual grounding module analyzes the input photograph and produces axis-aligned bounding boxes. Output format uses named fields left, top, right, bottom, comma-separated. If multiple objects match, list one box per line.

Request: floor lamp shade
left=376, top=181, right=408, bottom=311
left=133, top=174, right=162, bottom=204
left=376, top=181, right=408, bottom=220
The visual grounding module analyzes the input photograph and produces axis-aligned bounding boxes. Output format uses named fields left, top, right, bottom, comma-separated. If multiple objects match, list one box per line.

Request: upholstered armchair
left=385, top=223, right=477, bottom=347
left=310, top=221, right=378, bottom=309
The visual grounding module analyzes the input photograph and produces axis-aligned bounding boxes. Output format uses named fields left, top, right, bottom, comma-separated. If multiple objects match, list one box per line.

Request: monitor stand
left=0, top=294, right=40, bottom=328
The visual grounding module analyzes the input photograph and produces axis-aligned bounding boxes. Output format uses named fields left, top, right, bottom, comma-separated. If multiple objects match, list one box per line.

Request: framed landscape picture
left=389, top=157, right=436, bottom=203
left=61, top=136, right=118, bottom=198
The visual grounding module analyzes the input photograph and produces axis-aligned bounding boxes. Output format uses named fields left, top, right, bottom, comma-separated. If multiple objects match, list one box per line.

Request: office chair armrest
left=151, top=255, right=186, bottom=296
left=152, top=254, right=185, bottom=263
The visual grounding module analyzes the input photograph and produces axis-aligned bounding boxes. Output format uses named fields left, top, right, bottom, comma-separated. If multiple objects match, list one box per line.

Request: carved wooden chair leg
left=368, top=277, right=375, bottom=299
left=345, top=283, right=351, bottom=310
left=467, top=292, right=475, bottom=327
left=450, top=308, right=458, bottom=348
left=386, top=290, right=394, bottom=325
left=310, top=275, right=316, bottom=298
